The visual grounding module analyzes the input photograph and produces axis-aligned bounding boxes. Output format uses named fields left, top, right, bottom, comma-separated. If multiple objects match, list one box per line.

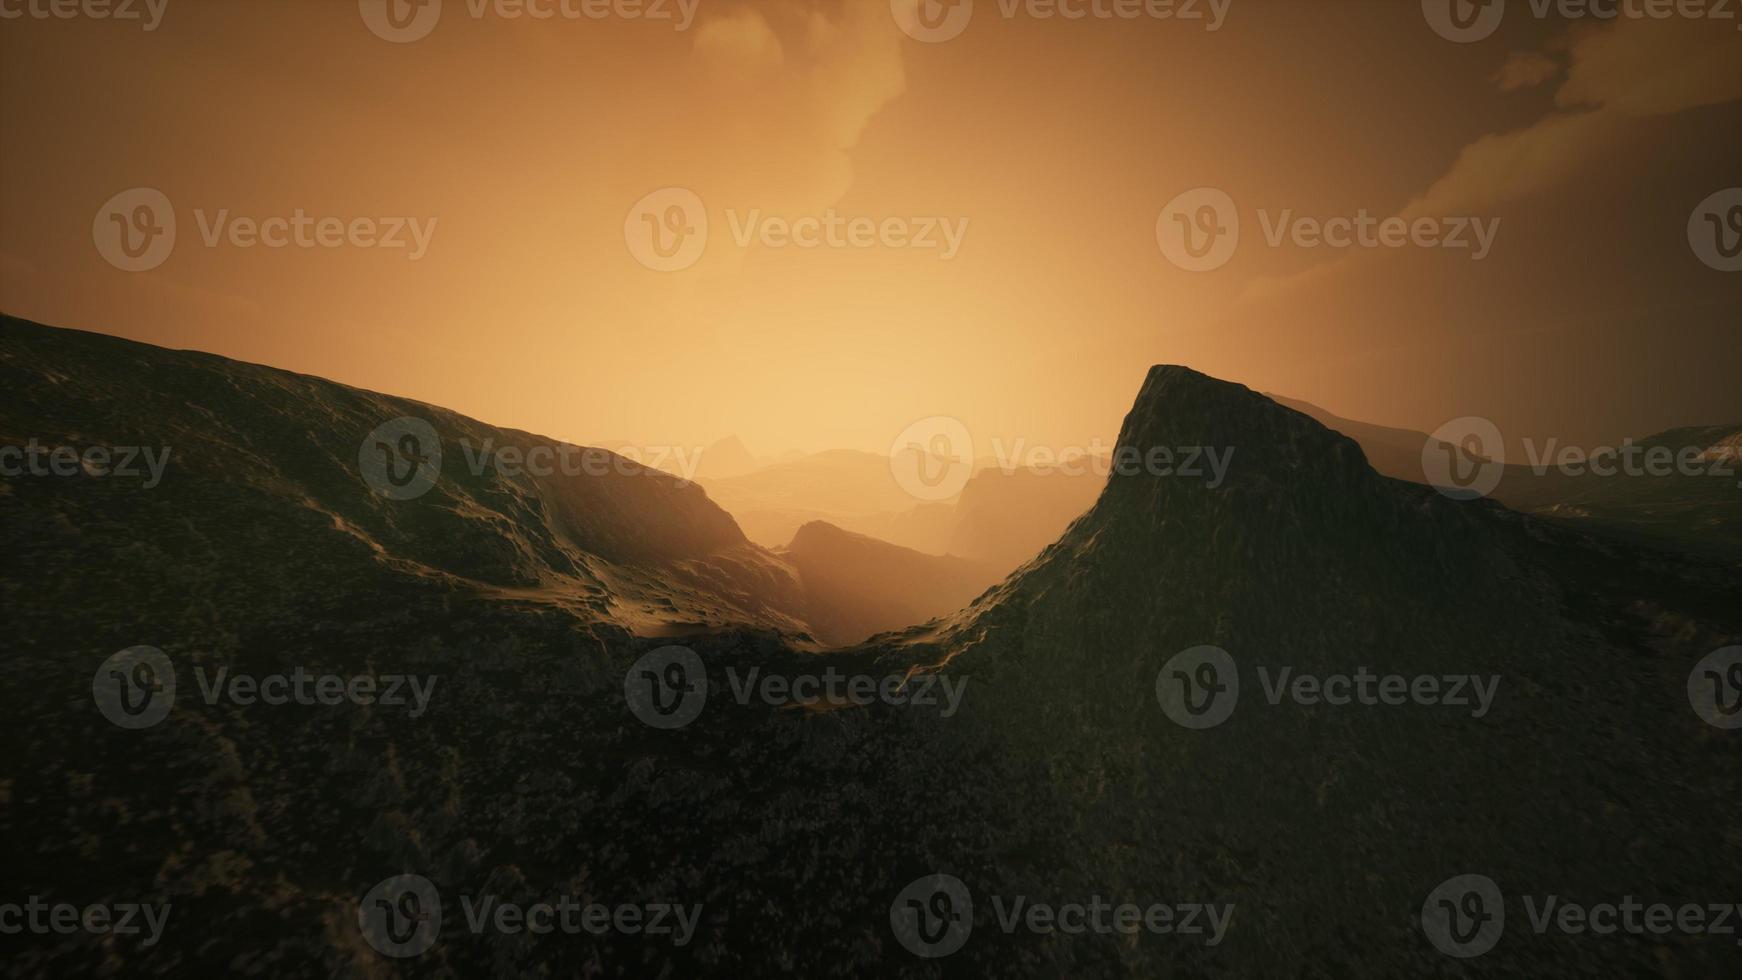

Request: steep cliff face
left=859, top=365, right=1739, bottom=976
left=950, top=366, right=1537, bottom=663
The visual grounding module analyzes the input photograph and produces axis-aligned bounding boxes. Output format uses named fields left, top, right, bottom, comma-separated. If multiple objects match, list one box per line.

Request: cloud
left=1399, top=108, right=1627, bottom=218
left=796, top=3, right=907, bottom=151
left=612, top=2, right=910, bottom=310
left=694, top=8, right=786, bottom=74
left=1405, top=18, right=1739, bottom=218
left=1234, top=18, right=1738, bottom=310
left=694, top=1, right=906, bottom=154
left=1555, top=16, right=1742, bottom=116
left=683, top=1, right=907, bottom=206
left=1492, top=51, right=1560, bottom=92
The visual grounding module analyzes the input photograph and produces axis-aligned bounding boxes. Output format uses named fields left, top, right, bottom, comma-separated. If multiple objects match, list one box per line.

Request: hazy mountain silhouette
left=694, top=434, right=758, bottom=480
left=700, top=448, right=927, bottom=548
left=945, top=463, right=1105, bottom=570
left=4, top=320, right=1736, bottom=977
left=1267, top=393, right=1453, bottom=482
left=1275, top=394, right=1742, bottom=559
left=778, top=520, right=1001, bottom=646
left=705, top=449, right=1106, bottom=577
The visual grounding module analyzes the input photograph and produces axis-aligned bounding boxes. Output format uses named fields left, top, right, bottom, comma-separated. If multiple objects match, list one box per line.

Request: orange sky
left=2, top=0, right=1738, bottom=457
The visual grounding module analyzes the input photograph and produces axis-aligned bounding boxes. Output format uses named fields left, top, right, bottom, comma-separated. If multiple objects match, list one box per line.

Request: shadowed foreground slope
left=2, top=319, right=1736, bottom=978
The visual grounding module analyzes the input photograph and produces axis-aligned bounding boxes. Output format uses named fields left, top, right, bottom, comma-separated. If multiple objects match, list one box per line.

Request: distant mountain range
left=1273, top=394, right=1742, bottom=559
left=699, top=390, right=1741, bottom=576
left=3, top=315, right=1736, bottom=977
left=698, top=445, right=1105, bottom=578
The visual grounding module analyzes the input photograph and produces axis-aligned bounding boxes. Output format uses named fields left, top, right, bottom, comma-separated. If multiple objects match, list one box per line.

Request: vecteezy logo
left=359, top=874, right=442, bottom=957
left=1156, top=188, right=1239, bottom=272
left=625, top=187, right=708, bottom=272
left=890, top=874, right=973, bottom=958
left=359, top=417, right=443, bottom=500
left=890, top=0, right=974, bottom=43
left=1689, top=188, right=1742, bottom=273
left=1421, top=0, right=1505, bottom=43
left=1156, top=645, right=1239, bottom=729
left=1688, top=646, right=1742, bottom=730
left=888, top=416, right=974, bottom=502
left=93, top=188, right=176, bottom=272
left=1421, top=874, right=1504, bottom=958
left=1422, top=416, right=1505, bottom=500
left=92, top=646, right=176, bottom=729
left=359, top=0, right=443, bottom=43
left=625, top=645, right=708, bottom=729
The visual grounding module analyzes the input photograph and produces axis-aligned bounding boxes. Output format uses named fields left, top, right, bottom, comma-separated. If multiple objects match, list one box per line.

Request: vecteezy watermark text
left=1156, top=646, right=1501, bottom=729
left=456, top=438, right=706, bottom=485
left=891, top=0, right=1233, bottom=44
left=92, top=647, right=437, bottom=729
left=1422, top=415, right=1742, bottom=501
left=358, top=874, right=701, bottom=958
left=1689, top=646, right=1742, bottom=729
left=1, top=441, right=170, bottom=488
left=360, top=0, right=701, bottom=43
left=192, top=209, right=436, bottom=259
left=0, top=897, right=171, bottom=946
left=1423, top=0, right=1742, bottom=44
left=888, top=415, right=1236, bottom=502
left=624, top=646, right=967, bottom=729
left=94, top=188, right=437, bottom=272
left=1422, top=874, right=1742, bottom=958
left=724, top=209, right=970, bottom=260
left=622, top=188, right=971, bottom=271
left=358, top=417, right=707, bottom=501
left=724, top=666, right=967, bottom=716
left=1156, top=188, right=1500, bottom=272
left=889, top=873, right=1232, bottom=958
left=1690, top=188, right=1742, bottom=271
left=0, top=0, right=168, bottom=29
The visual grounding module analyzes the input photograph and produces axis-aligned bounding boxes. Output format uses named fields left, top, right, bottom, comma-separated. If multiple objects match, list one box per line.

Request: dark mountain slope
left=855, top=367, right=1740, bottom=976
left=3, top=330, right=1736, bottom=978
left=0, top=315, right=813, bottom=640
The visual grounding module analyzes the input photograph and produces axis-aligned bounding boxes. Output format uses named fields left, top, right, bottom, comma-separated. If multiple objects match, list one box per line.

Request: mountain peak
left=696, top=434, right=758, bottom=479
left=1113, top=363, right=1377, bottom=498
left=939, top=364, right=1519, bottom=675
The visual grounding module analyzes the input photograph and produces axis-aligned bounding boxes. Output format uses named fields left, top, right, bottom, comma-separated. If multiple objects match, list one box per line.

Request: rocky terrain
left=2, top=315, right=1737, bottom=977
